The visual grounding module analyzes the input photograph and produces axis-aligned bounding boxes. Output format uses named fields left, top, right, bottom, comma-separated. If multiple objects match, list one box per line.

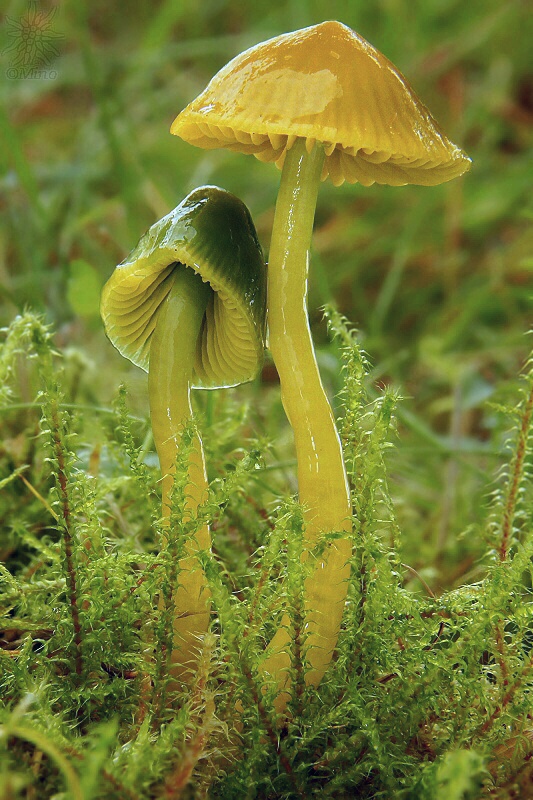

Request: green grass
left=1, top=1, right=533, bottom=796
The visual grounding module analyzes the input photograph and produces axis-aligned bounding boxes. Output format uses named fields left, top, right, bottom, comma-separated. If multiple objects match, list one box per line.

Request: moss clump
left=1, top=311, right=533, bottom=799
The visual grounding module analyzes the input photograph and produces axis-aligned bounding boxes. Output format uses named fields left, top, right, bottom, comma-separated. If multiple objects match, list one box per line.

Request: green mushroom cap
left=101, top=186, right=267, bottom=389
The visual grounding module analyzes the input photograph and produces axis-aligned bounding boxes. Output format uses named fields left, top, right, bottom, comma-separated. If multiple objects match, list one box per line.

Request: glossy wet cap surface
left=101, top=186, right=267, bottom=388
left=171, top=21, right=471, bottom=187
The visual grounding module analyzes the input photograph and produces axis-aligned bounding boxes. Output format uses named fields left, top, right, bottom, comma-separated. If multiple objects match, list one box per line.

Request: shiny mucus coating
left=171, top=20, right=471, bottom=187
left=101, top=186, right=267, bottom=388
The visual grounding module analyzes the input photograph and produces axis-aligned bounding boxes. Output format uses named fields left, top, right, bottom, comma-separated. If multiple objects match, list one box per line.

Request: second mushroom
left=101, top=186, right=266, bottom=685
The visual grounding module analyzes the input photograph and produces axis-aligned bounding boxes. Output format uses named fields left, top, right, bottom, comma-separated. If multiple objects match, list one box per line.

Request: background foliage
left=1, top=0, right=532, bottom=583
left=0, top=1, right=532, bottom=796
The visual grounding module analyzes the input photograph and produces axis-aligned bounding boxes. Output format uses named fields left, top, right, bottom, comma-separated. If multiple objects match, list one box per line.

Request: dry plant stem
left=476, top=644, right=533, bottom=739
left=262, top=138, right=352, bottom=709
left=148, top=268, right=211, bottom=684
left=499, top=379, right=533, bottom=561
left=49, top=399, right=83, bottom=677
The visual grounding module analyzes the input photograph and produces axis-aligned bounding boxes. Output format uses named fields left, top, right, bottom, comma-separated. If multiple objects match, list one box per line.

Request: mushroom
left=171, top=21, right=471, bottom=708
left=101, top=185, right=266, bottom=682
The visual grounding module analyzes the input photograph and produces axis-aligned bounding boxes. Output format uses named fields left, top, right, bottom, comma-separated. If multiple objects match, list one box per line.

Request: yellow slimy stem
left=262, top=138, right=352, bottom=712
left=148, top=266, right=212, bottom=685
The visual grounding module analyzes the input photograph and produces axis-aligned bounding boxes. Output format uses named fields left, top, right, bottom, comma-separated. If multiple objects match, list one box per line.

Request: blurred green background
left=1, top=0, right=532, bottom=587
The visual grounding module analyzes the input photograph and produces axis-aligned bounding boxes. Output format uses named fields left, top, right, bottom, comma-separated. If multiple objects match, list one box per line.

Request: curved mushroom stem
left=148, top=265, right=212, bottom=686
left=262, top=138, right=352, bottom=712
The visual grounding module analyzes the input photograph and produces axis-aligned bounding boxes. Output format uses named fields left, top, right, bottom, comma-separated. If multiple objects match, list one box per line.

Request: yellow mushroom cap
left=101, top=187, right=267, bottom=389
left=171, top=21, right=471, bottom=188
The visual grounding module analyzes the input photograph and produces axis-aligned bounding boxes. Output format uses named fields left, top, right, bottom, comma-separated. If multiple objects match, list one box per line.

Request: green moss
left=1, top=311, right=533, bottom=798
